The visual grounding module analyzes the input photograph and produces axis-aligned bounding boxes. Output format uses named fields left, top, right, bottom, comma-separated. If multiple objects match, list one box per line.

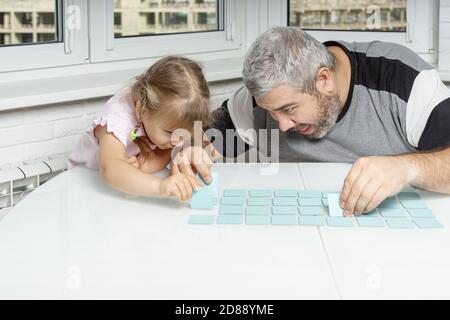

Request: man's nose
left=278, top=116, right=296, bottom=132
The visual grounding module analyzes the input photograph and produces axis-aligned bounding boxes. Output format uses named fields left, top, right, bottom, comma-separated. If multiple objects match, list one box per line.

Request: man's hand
left=171, top=145, right=215, bottom=184
left=340, top=156, right=415, bottom=216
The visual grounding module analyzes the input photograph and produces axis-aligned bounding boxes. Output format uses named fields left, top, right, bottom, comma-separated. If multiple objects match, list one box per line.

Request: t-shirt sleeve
left=418, top=97, right=450, bottom=150
left=205, top=86, right=255, bottom=158
left=91, top=112, right=134, bottom=147
left=405, top=69, right=450, bottom=150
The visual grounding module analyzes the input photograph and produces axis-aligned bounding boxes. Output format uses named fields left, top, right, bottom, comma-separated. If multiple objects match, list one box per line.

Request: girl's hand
left=159, top=173, right=204, bottom=202
left=127, top=150, right=172, bottom=174
left=127, top=154, right=147, bottom=169
left=126, top=156, right=140, bottom=169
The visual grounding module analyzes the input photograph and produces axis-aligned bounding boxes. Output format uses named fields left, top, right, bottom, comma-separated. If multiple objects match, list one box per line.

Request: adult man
left=205, top=26, right=450, bottom=216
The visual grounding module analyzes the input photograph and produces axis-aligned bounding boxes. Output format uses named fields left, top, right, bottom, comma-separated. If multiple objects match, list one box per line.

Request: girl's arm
left=96, top=125, right=202, bottom=200
left=96, top=125, right=163, bottom=197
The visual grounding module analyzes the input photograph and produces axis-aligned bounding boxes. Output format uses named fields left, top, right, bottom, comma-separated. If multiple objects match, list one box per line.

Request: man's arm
left=340, top=69, right=450, bottom=216
left=402, top=147, right=450, bottom=193
left=339, top=148, right=450, bottom=216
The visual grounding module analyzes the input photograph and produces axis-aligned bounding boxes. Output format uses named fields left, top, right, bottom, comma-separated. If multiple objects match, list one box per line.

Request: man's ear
left=315, top=67, right=334, bottom=94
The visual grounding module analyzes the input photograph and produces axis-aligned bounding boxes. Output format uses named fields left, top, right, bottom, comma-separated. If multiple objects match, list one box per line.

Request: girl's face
left=136, top=103, right=184, bottom=149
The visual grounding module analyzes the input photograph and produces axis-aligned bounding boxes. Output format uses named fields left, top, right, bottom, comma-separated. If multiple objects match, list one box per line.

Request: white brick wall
left=0, top=79, right=243, bottom=168
left=440, top=0, right=450, bottom=70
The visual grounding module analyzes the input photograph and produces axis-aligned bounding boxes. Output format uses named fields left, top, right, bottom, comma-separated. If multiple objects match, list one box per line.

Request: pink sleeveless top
left=68, top=86, right=156, bottom=170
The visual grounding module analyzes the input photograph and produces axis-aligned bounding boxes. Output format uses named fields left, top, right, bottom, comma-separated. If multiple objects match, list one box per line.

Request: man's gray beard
left=302, top=92, right=342, bottom=140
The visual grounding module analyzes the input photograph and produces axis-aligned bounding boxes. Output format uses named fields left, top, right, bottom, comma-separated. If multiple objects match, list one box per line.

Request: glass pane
left=0, top=0, right=60, bottom=47
left=114, top=0, right=220, bottom=38
left=289, top=0, right=407, bottom=32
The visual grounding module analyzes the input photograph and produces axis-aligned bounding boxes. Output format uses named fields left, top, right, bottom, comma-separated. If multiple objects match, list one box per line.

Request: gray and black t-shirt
left=208, top=40, right=450, bottom=162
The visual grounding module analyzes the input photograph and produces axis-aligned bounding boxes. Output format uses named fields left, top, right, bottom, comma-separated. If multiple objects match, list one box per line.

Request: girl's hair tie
left=130, top=123, right=140, bottom=141
left=131, top=105, right=144, bottom=141
left=130, top=129, right=138, bottom=141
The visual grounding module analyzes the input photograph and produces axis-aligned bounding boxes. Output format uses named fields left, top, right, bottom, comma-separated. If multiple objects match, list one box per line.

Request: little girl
left=68, top=56, right=213, bottom=202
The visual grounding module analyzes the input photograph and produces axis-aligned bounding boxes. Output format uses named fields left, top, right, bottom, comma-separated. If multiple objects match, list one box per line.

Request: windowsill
left=0, top=56, right=244, bottom=112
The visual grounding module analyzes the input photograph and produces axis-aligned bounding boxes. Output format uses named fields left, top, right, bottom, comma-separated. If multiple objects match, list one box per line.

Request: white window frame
left=284, top=0, right=438, bottom=62
left=88, top=0, right=245, bottom=63
left=0, top=0, right=251, bottom=111
left=0, top=0, right=88, bottom=73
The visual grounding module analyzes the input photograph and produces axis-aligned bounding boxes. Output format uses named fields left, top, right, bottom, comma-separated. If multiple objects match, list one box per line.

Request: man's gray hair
left=242, top=26, right=336, bottom=99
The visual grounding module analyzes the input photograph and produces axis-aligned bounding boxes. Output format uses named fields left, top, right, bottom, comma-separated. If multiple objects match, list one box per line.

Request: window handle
left=105, top=0, right=114, bottom=51
left=406, top=22, right=414, bottom=43
left=64, top=0, right=81, bottom=54
left=406, top=0, right=416, bottom=43
left=226, top=20, right=235, bottom=41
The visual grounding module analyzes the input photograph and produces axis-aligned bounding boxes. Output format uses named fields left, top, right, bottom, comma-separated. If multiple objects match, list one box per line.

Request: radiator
left=0, top=156, right=68, bottom=210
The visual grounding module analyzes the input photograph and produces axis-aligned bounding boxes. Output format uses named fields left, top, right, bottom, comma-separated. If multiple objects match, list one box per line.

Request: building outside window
left=289, top=0, right=407, bottom=32
left=0, top=0, right=58, bottom=46
left=113, top=0, right=218, bottom=37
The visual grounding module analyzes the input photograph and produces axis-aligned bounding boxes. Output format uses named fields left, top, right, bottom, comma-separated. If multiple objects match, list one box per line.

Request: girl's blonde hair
left=130, top=56, right=212, bottom=158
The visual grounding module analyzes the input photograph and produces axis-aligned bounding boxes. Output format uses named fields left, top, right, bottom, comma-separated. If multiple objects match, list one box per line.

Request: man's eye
left=284, top=107, right=295, bottom=114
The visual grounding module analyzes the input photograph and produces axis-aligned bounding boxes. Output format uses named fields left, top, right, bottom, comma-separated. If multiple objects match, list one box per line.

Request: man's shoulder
left=228, top=85, right=255, bottom=111
left=343, top=40, right=433, bottom=72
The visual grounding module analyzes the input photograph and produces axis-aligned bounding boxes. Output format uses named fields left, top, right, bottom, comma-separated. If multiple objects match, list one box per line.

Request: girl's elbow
left=99, top=162, right=116, bottom=185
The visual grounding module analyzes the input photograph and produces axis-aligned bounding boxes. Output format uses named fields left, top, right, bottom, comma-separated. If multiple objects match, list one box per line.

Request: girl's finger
left=182, top=176, right=193, bottom=200
left=176, top=179, right=188, bottom=202
left=171, top=183, right=183, bottom=201
left=127, top=156, right=137, bottom=163
left=127, top=158, right=139, bottom=169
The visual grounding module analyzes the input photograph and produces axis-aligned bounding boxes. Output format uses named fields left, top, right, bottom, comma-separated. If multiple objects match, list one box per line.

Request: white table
left=299, top=163, right=450, bottom=299
left=0, top=163, right=449, bottom=299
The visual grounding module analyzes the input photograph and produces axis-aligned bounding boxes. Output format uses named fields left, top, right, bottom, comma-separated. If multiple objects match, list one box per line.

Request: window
left=0, top=0, right=87, bottom=72
left=89, top=0, right=244, bottom=63
left=287, top=0, right=437, bottom=58
left=38, top=33, right=55, bottom=42
left=289, top=0, right=407, bottom=32
left=17, top=33, right=33, bottom=43
left=0, top=0, right=248, bottom=91
left=38, top=12, right=56, bottom=26
left=113, top=0, right=219, bottom=37
left=0, top=0, right=59, bottom=47
left=144, top=12, right=155, bottom=26
left=197, top=12, right=207, bottom=25
left=114, top=12, right=121, bottom=28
